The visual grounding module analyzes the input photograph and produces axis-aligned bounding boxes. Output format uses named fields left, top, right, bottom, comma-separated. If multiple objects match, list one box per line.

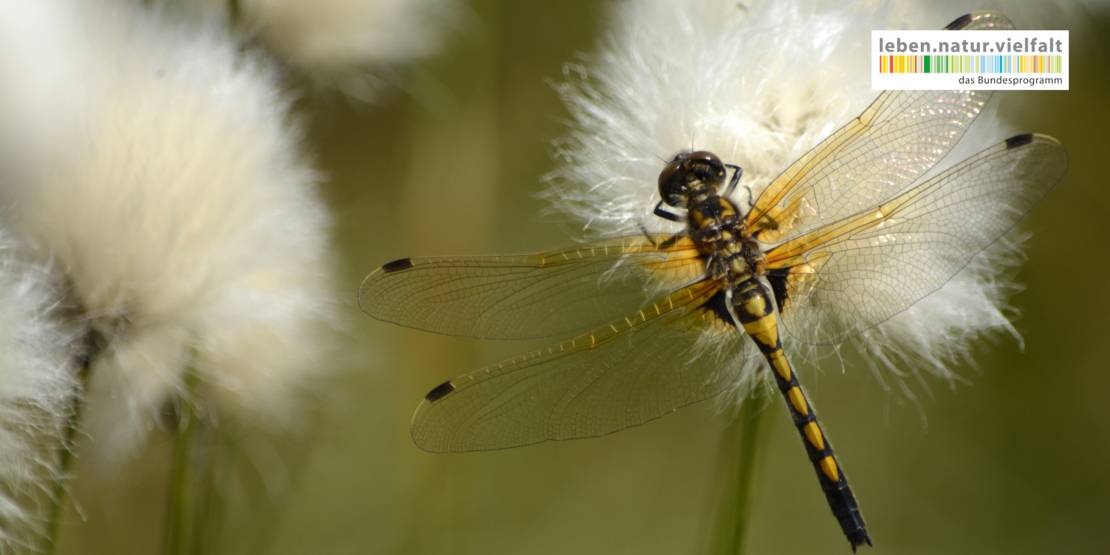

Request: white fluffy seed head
left=0, top=232, right=77, bottom=551
left=0, top=0, right=337, bottom=469
left=855, top=235, right=1028, bottom=394
left=190, top=0, right=457, bottom=99
left=546, top=0, right=1069, bottom=400
left=547, top=0, right=879, bottom=237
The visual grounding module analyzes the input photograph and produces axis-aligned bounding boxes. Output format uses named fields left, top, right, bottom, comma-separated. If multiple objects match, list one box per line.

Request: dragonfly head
left=658, top=150, right=726, bottom=208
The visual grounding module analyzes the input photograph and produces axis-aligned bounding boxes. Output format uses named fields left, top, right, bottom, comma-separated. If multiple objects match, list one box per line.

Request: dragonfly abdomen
left=731, top=279, right=872, bottom=551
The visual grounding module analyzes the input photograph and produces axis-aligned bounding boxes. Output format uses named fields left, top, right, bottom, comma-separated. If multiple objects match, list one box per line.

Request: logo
left=872, top=30, right=1069, bottom=90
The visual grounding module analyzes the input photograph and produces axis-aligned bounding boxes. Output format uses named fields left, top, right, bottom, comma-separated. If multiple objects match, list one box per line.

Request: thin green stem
left=164, top=366, right=202, bottom=555
left=729, top=400, right=767, bottom=555
left=227, top=0, right=241, bottom=25
left=192, top=430, right=221, bottom=555
left=43, top=388, right=84, bottom=555
left=43, top=346, right=95, bottom=555
left=708, top=397, right=768, bottom=555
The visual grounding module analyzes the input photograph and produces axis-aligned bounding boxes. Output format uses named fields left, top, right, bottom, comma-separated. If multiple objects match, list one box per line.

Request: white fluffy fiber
left=546, top=0, right=1080, bottom=398
left=0, top=234, right=76, bottom=552
left=193, top=0, right=456, bottom=98
left=0, top=0, right=336, bottom=469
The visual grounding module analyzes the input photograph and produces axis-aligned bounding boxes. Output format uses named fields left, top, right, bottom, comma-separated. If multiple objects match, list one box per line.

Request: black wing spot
left=701, top=289, right=737, bottom=329
left=944, top=13, right=973, bottom=30
left=1006, top=133, right=1035, bottom=149
left=425, top=381, right=456, bottom=402
left=381, top=258, right=415, bottom=273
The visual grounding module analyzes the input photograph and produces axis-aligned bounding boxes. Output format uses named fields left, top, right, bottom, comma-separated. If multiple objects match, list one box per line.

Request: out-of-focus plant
left=0, top=0, right=368, bottom=551
left=0, top=232, right=78, bottom=554
left=192, top=0, right=459, bottom=100
left=0, top=0, right=461, bottom=547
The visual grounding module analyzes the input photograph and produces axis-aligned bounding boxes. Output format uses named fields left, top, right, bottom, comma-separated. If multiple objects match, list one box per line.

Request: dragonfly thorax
left=689, top=196, right=762, bottom=283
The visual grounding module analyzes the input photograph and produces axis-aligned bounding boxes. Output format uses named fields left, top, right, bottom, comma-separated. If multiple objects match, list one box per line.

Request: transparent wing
left=765, top=134, right=1066, bottom=345
left=360, top=234, right=705, bottom=340
left=411, top=280, right=750, bottom=452
left=747, top=11, right=1014, bottom=244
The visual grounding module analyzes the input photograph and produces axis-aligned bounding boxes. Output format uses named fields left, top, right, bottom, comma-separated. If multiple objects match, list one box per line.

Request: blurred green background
left=59, top=2, right=1110, bottom=554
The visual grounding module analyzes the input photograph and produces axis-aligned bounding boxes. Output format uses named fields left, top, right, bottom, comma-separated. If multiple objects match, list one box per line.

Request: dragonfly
left=360, top=11, right=1066, bottom=551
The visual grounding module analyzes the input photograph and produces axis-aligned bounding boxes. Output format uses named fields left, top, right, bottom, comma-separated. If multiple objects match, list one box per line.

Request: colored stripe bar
left=877, top=54, right=1063, bottom=74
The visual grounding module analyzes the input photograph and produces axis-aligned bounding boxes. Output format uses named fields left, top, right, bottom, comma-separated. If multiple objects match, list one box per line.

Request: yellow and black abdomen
left=731, top=279, right=872, bottom=550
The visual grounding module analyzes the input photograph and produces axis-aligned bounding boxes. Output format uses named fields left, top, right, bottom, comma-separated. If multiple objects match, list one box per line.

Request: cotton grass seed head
left=191, top=0, right=457, bottom=99
left=546, top=0, right=1062, bottom=399
left=0, top=233, right=77, bottom=552
left=547, top=0, right=877, bottom=238
left=0, top=0, right=337, bottom=469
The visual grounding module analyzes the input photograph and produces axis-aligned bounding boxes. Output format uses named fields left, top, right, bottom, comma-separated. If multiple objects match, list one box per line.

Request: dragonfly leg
left=722, top=163, right=744, bottom=197
left=653, top=200, right=685, bottom=222
left=722, top=164, right=754, bottom=209
left=638, top=223, right=685, bottom=249
left=658, top=232, right=685, bottom=249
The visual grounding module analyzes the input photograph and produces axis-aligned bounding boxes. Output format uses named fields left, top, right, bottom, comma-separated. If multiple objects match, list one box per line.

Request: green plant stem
left=164, top=367, right=202, bottom=555
left=729, top=400, right=767, bottom=555
left=43, top=351, right=94, bottom=555
left=227, top=0, right=241, bottom=25
left=43, top=387, right=85, bottom=555
left=709, top=398, right=768, bottom=555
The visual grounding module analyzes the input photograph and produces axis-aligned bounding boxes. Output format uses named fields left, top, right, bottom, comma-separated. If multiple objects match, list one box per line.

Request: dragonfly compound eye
left=657, top=155, right=689, bottom=208
left=685, top=150, right=727, bottom=185
left=658, top=150, right=726, bottom=207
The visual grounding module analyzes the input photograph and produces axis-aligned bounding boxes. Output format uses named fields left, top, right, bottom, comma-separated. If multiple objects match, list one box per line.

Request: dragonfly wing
left=360, top=234, right=705, bottom=340
left=765, top=133, right=1066, bottom=345
left=747, top=11, right=1014, bottom=244
left=411, top=280, right=751, bottom=452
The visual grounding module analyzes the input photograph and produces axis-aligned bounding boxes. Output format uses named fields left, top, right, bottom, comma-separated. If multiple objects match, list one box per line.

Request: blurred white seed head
left=546, top=0, right=1073, bottom=399
left=191, top=0, right=457, bottom=99
left=877, top=0, right=1110, bottom=31
left=0, top=232, right=77, bottom=551
left=0, top=0, right=337, bottom=469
